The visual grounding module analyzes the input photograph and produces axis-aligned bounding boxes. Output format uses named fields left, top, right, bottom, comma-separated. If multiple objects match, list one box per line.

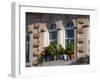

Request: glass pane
left=26, top=41, right=29, bottom=62
left=65, top=29, right=74, bottom=38
left=49, top=31, right=57, bottom=40
left=65, top=39, right=74, bottom=48
left=26, top=33, right=30, bottom=62
left=70, top=21, right=74, bottom=27
left=49, top=24, right=56, bottom=30
left=65, top=21, right=74, bottom=28
left=66, top=22, right=70, bottom=28
left=26, top=33, right=29, bottom=41
left=65, top=39, right=69, bottom=48
left=71, top=39, right=74, bottom=44
left=50, top=40, right=57, bottom=44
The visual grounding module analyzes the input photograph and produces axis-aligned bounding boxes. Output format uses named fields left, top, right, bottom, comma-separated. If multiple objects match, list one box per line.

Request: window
left=49, top=24, right=57, bottom=44
left=65, top=21, right=74, bottom=48
left=26, top=32, right=30, bottom=62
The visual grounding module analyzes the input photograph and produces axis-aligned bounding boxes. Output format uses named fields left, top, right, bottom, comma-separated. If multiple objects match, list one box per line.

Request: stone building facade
left=26, top=13, right=90, bottom=66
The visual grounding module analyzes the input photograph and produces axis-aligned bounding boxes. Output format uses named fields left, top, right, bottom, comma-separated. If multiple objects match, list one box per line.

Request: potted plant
left=64, top=48, right=70, bottom=61
left=58, top=45, right=65, bottom=60
left=50, top=44, right=58, bottom=60
left=44, top=46, right=52, bottom=61
left=44, top=44, right=58, bottom=61
left=70, top=52, right=74, bottom=60
left=66, top=43, right=74, bottom=60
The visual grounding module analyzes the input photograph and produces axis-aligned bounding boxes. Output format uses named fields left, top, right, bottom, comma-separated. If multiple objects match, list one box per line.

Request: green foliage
left=66, top=43, right=74, bottom=55
left=58, top=45, right=65, bottom=55
left=44, top=43, right=74, bottom=57
left=64, top=48, right=68, bottom=55
left=44, top=44, right=67, bottom=57
left=44, top=43, right=58, bottom=56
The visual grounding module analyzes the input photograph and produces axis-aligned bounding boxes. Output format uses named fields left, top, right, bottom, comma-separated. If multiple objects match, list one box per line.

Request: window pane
left=65, top=39, right=69, bottom=47
left=26, top=41, right=29, bottom=62
left=49, top=31, right=57, bottom=40
left=71, top=39, right=74, bottom=44
left=49, top=24, right=56, bottom=30
left=66, top=22, right=70, bottom=28
left=70, top=21, right=74, bottom=27
left=49, top=23, right=57, bottom=44
left=65, top=21, right=74, bottom=28
left=50, top=40, right=57, bottom=44
left=26, top=33, right=30, bottom=41
left=65, top=39, right=74, bottom=48
left=65, top=21, right=74, bottom=48
left=65, top=29, right=74, bottom=38
left=26, top=33, right=30, bottom=62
